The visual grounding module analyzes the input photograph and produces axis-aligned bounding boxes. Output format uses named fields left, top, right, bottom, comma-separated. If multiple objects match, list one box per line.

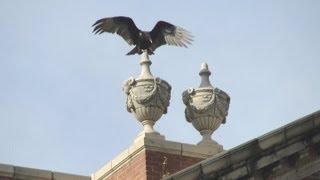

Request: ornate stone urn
left=182, top=63, right=230, bottom=151
left=123, top=51, right=171, bottom=139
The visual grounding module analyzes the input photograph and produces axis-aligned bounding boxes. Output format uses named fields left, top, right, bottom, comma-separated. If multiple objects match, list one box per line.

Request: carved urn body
left=123, top=52, right=171, bottom=136
left=183, top=63, right=230, bottom=151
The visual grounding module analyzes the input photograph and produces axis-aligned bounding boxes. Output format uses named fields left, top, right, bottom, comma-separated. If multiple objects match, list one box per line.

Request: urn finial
left=182, top=62, right=230, bottom=154
left=123, top=51, right=171, bottom=141
left=199, top=62, right=213, bottom=88
left=138, top=51, right=153, bottom=79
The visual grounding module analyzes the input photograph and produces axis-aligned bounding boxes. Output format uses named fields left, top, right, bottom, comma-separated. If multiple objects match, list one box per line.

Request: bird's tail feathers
left=126, top=47, right=138, bottom=55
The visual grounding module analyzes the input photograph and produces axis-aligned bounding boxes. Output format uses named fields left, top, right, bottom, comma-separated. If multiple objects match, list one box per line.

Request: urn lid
left=138, top=51, right=154, bottom=79
left=199, top=62, right=213, bottom=88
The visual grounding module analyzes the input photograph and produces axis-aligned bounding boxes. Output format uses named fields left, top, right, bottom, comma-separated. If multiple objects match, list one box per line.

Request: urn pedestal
left=123, top=52, right=171, bottom=141
left=183, top=63, right=230, bottom=153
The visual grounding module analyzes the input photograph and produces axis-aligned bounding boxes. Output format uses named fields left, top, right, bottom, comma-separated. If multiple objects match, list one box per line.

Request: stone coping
left=91, top=133, right=222, bottom=180
left=0, top=163, right=90, bottom=180
left=164, top=110, right=320, bottom=180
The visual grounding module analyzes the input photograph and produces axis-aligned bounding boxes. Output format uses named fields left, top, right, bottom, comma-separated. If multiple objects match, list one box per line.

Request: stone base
left=92, top=136, right=224, bottom=180
left=197, top=139, right=224, bottom=155
left=134, top=131, right=165, bottom=144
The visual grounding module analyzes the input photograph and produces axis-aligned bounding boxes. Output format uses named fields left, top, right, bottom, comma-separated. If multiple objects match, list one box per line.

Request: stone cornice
left=164, top=110, right=320, bottom=180
left=0, top=163, right=90, bottom=180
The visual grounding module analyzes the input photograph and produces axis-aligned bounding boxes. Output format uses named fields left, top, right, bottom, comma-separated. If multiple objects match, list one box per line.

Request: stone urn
left=182, top=63, right=230, bottom=151
left=123, top=51, right=171, bottom=139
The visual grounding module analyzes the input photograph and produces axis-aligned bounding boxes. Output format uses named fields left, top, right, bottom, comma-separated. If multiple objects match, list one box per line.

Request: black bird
left=92, top=16, right=193, bottom=55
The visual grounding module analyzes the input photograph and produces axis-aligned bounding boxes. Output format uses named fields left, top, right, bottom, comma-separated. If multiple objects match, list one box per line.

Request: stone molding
left=164, top=110, right=320, bottom=180
left=0, top=163, right=89, bottom=180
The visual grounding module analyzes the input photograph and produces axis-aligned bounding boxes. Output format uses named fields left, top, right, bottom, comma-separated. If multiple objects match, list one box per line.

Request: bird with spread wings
left=92, top=16, right=193, bottom=55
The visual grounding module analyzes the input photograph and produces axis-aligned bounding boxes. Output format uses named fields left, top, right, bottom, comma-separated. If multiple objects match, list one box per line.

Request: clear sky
left=1, top=0, right=320, bottom=176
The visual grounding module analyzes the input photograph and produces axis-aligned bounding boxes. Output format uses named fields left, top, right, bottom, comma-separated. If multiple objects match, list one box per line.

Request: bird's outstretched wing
left=149, top=21, right=193, bottom=51
left=92, top=16, right=140, bottom=45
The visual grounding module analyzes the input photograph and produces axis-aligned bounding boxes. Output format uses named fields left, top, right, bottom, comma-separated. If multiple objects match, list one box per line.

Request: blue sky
left=0, top=0, right=319, bottom=176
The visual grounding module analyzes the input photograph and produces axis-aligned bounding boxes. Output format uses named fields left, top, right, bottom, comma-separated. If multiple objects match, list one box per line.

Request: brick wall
left=105, top=150, right=203, bottom=180
left=145, top=150, right=203, bottom=180
left=106, top=151, right=147, bottom=180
